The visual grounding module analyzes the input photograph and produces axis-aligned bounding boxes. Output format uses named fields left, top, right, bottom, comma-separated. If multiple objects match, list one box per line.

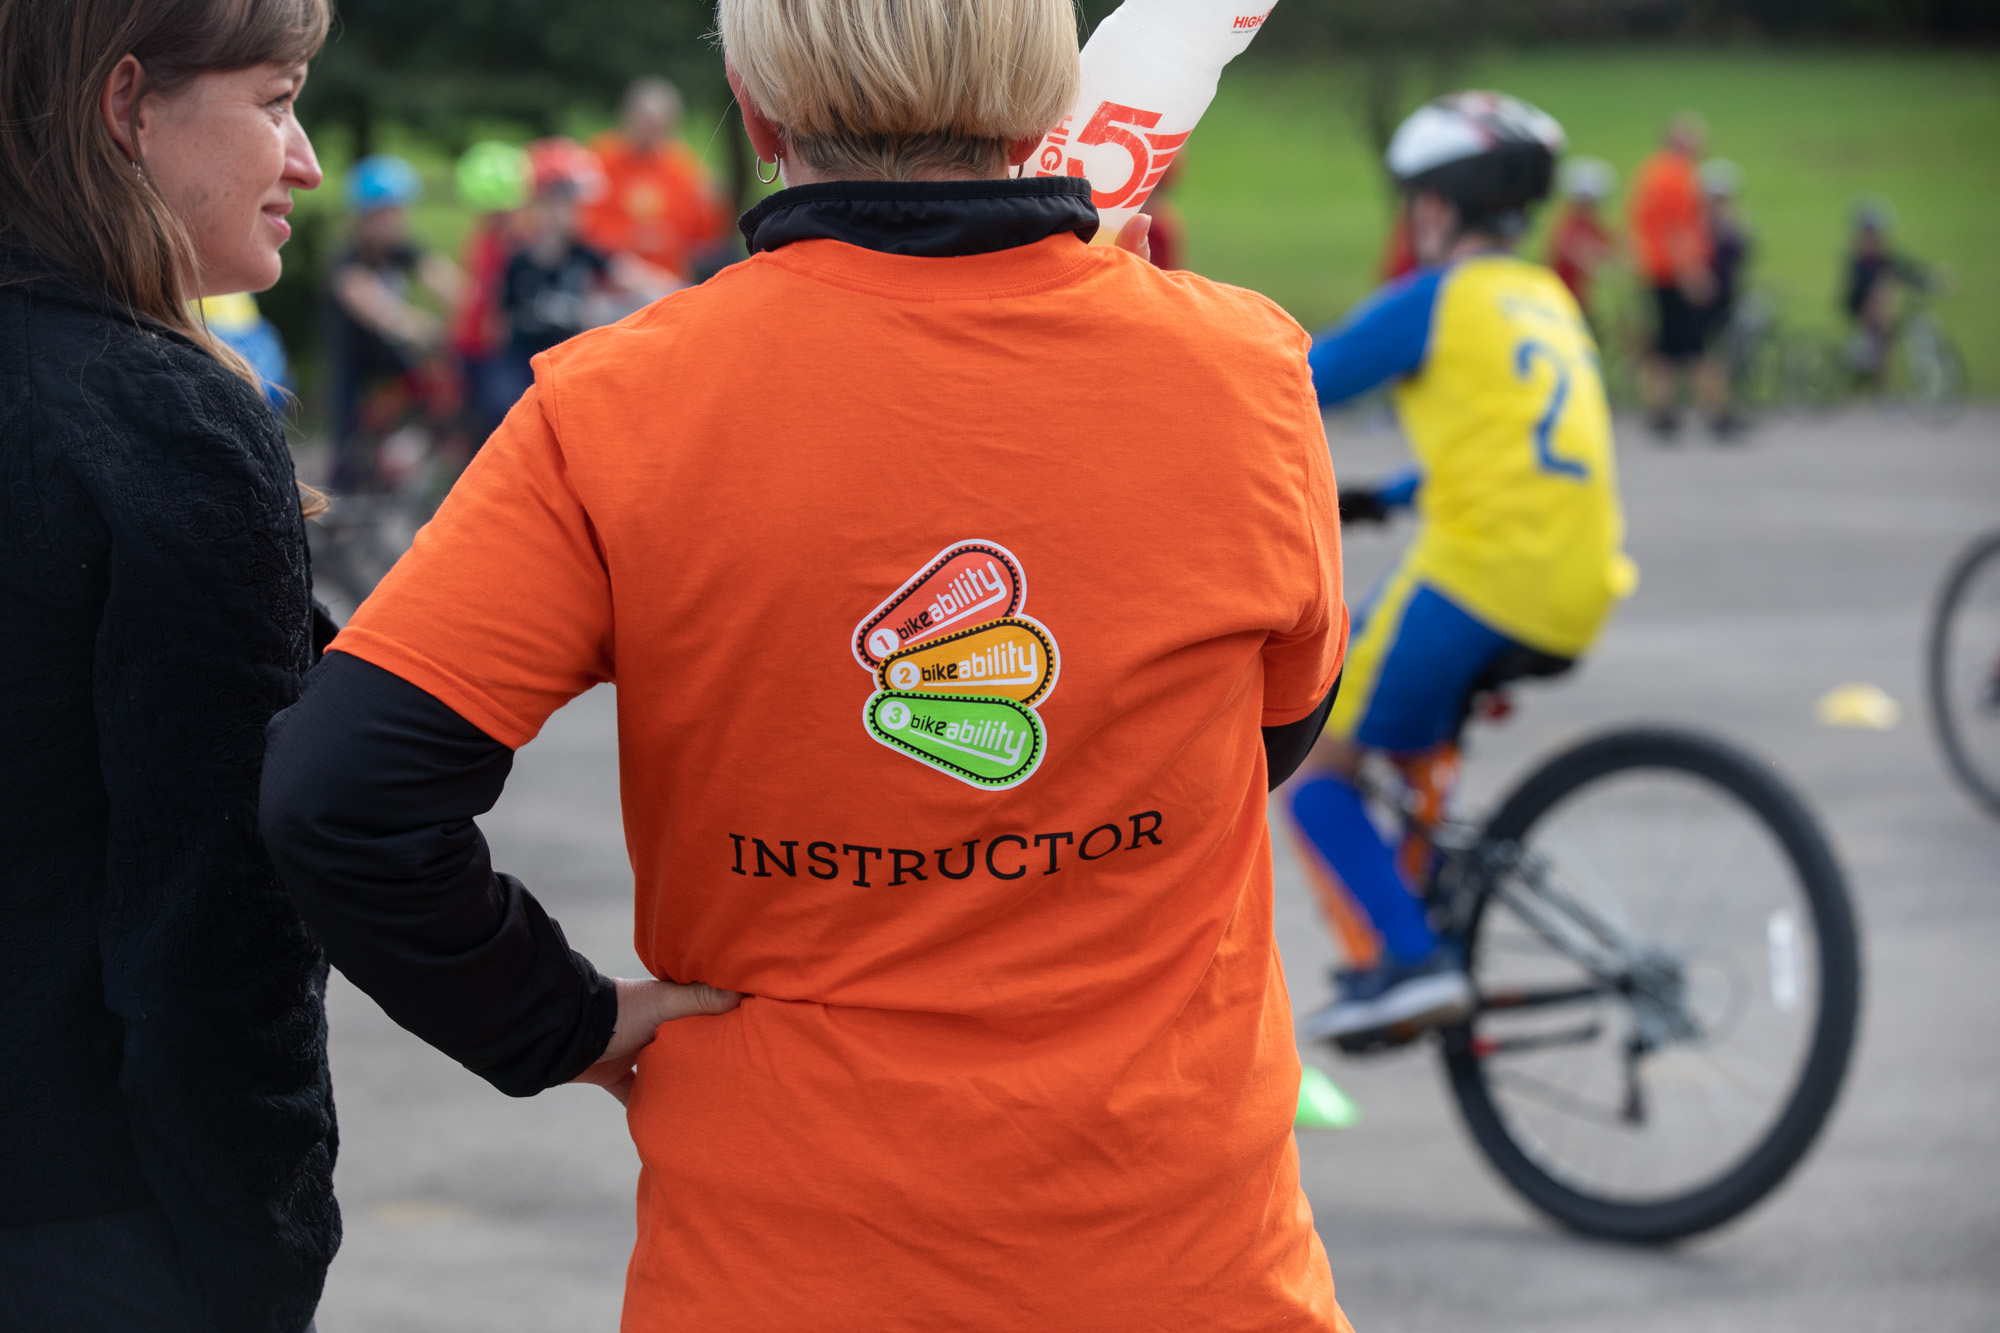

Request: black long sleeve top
left=0, top=253, right=338, bottom=1333
left=260, top=653, right=618, bottom=1096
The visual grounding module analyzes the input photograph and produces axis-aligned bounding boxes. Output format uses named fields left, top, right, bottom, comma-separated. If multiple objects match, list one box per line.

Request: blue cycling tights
left=1290, top=773, right=1438, bottom=965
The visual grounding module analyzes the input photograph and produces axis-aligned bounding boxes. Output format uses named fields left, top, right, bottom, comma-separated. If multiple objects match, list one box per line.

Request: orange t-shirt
left=332, top=231, right=1350, bottom=1332
left=581, top=134, right=727, bottom=278
left=1629, top=148, right=1710, bottom=286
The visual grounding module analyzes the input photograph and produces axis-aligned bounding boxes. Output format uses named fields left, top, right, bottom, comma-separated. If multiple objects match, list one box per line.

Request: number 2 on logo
left=1514, top=339, right=1589, bottom=479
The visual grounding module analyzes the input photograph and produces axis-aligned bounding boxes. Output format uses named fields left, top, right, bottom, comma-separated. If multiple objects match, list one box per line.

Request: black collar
left=739, top=177, right=1098, bottom=259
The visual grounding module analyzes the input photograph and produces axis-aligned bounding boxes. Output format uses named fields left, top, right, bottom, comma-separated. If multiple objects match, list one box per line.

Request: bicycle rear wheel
left=1897, top=312, right=1967, bottom=427
left=1441, top=728, right=1860, bottom=1242
left=1928, top=532, right=2000, bottom=817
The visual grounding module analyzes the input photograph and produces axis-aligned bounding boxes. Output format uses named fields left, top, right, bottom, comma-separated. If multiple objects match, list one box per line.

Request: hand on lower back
left=571, top=976, right=742, bottom=1105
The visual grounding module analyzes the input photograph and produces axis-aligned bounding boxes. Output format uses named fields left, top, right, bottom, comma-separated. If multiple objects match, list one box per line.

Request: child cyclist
left=1290, top=92, right=1636, bottom=1044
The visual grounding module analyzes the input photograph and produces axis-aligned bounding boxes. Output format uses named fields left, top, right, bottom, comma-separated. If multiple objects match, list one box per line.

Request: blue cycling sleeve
left=1307, top=267, right=1445, bottom=408
left=1377, top=466, right=1422, bottom=509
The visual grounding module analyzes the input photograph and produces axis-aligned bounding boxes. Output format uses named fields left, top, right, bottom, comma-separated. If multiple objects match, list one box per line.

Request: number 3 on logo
left=1515, top=339, right=1589, bottom=480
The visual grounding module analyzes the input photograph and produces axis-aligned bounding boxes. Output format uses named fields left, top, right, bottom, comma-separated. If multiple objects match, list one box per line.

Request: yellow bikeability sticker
left=864, top=692, right=1046, bottom=789
left=876, top=616, right=1059, bottom=706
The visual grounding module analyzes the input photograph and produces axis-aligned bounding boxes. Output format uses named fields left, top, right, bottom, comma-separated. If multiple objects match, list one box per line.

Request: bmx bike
left=1334, top=656, right=1861, bottom=1243
left=1926, top=530, right=2000, bottom=818
left=1772, top=292, right=1965, bottom=427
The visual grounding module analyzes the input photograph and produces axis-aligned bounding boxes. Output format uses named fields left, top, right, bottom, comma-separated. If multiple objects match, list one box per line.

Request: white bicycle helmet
left=1559, top=156, right=1618, bottom=203
left=1700, top=157, right=1743, bottom=199
left=1386, top=91, right=1567, bottom=237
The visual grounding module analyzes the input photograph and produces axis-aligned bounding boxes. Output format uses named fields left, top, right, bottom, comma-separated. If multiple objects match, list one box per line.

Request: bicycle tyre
left=1441, top=727, right=1861, bottom=1242
left=1927, top=532, right=2000, bottom=817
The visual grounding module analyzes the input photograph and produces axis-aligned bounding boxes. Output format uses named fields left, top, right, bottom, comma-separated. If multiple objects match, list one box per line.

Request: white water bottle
left=1027, top=0, right=1278, bottom=241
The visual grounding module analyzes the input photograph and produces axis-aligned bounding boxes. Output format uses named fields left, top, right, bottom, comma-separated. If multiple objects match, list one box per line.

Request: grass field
left=1175, top=48, right=2000, bottom=392
left=291, top=48, right=2000, bottom=396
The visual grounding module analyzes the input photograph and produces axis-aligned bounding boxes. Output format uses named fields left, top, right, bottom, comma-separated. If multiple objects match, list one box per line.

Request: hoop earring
left=755, top=155, right=780, bottom=186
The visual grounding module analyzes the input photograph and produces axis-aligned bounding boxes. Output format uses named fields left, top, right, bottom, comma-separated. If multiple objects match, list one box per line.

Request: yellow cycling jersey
left=1313, top=254, right=1634, bottom=657
left=1394, top=257, right=1633, bottom=655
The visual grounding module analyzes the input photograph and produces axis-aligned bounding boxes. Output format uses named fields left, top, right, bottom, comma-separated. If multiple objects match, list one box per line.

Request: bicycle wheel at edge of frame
left=1927, top=531, right=2000, bottom=818
left=1437, top=725, right=1863, bottom=1243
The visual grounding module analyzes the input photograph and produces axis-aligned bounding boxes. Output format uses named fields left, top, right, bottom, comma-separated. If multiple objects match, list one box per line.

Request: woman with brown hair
left=0, top=1, right=338, bottom=1330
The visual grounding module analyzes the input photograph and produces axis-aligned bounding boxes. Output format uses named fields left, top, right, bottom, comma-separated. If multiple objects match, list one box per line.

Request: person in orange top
left=1630, top=112, right=1730, bottom=438
left=582, top=77, right=728, bottom=282
left=258, top=0, right=1354, bottom=1329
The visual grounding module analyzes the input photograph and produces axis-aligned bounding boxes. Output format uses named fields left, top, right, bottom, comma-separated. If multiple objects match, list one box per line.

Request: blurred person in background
left=495, top=137, right=650, bottom=406
left=1288, top=93, right=1633, bottom=1042
left=1700, top=157, right=1750, bottom=433
left=0, top=0, right=340, bottom=1328
left=1377, top=197, right=1419, bottom=282
left=448, top=140, right=534, bottom=442
left=583, top=76, right=730, bottom=283
left=326, top=153, right=463, bottom=490
left=259, top=0, right=1355, bottom=1326
left=1545, top=156, right=1618, bottom=325
left=199, top=291, right=295, bottom=411
left=1844, top=201, right=1930, bottom=389
left=1630, top=112, right=1727, bottom=439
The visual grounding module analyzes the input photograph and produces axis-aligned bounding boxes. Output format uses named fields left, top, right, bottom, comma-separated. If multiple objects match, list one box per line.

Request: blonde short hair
left=719, top=0, right=1080, bottom=181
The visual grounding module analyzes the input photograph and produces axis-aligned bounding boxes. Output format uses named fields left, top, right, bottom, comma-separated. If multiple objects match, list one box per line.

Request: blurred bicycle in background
left=1771, top=285, right=1965, bottom=425
left=1928, top=531, right=2000, bottom=819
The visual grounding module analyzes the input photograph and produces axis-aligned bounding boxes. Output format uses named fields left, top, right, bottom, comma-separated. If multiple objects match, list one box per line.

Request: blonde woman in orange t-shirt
left=262, top=2, right=1352, bottom=1328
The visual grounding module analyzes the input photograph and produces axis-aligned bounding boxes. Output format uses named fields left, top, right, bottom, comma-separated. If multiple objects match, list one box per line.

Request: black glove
left=1337, top=488, right=1388, bottom=524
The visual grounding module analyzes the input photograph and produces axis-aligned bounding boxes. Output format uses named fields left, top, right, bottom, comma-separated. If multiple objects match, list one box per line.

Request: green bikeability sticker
left=864, top=691, right=1045, bottom=789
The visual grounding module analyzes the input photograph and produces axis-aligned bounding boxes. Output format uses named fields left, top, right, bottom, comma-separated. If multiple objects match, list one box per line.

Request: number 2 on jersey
left=1515, top=339, right=1589, bottom=480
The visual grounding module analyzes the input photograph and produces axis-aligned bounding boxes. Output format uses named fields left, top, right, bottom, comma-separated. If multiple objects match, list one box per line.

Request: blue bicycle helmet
left=346, top=154, right=422, bottom=213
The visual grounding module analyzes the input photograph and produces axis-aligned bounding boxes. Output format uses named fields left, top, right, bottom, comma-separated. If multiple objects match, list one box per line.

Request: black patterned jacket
left=0, top=251, right=338, bottom=1333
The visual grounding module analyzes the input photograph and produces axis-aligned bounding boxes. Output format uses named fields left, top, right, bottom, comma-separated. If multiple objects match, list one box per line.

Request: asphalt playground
left=310, top=406, right=2000, bottom=1332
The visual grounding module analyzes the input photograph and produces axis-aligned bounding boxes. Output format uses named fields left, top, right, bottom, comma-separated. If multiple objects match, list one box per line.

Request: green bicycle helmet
left=455, top=140, right=530, bottom=213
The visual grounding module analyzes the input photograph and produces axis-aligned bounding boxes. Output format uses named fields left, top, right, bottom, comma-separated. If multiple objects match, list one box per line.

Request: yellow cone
left=1816, top=682, right=1901, bottom=730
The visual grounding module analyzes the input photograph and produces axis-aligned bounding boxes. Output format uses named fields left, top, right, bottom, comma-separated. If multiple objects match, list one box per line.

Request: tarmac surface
left=311, top=407, right=2000, bottom=1332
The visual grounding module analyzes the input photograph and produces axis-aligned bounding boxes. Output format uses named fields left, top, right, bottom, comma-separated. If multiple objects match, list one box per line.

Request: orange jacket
left=1629, top=148, right=1710, bottom=286
left=581, top=134, right=727, bottom=278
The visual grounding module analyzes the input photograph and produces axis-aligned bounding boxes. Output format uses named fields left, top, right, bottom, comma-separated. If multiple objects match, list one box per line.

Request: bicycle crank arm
left=1467, top=1023, right=1603, bottom=1058
left=1477, top=983, right=1610, bottom=1012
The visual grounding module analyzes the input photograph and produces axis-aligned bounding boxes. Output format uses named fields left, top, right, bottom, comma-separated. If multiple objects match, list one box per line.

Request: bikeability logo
left=853, top=541, right=1059, bottom=790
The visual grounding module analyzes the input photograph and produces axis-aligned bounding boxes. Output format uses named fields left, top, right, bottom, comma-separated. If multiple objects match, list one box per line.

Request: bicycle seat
left=1451, top=645, right=1575, bottom=741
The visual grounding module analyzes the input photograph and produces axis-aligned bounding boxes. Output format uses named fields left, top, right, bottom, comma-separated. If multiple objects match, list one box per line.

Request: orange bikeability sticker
left=853, top=541, right=1025, bottom=669
left=877, top=616, right=1059, bottom=705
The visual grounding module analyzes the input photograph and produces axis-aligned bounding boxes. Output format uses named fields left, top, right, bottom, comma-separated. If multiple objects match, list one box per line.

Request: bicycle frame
left=1355, top=725, right=1707, bottom=1098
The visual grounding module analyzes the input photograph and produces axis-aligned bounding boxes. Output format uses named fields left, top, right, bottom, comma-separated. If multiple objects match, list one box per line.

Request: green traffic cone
left=1295, top=1063, right=1360, bottom=1130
